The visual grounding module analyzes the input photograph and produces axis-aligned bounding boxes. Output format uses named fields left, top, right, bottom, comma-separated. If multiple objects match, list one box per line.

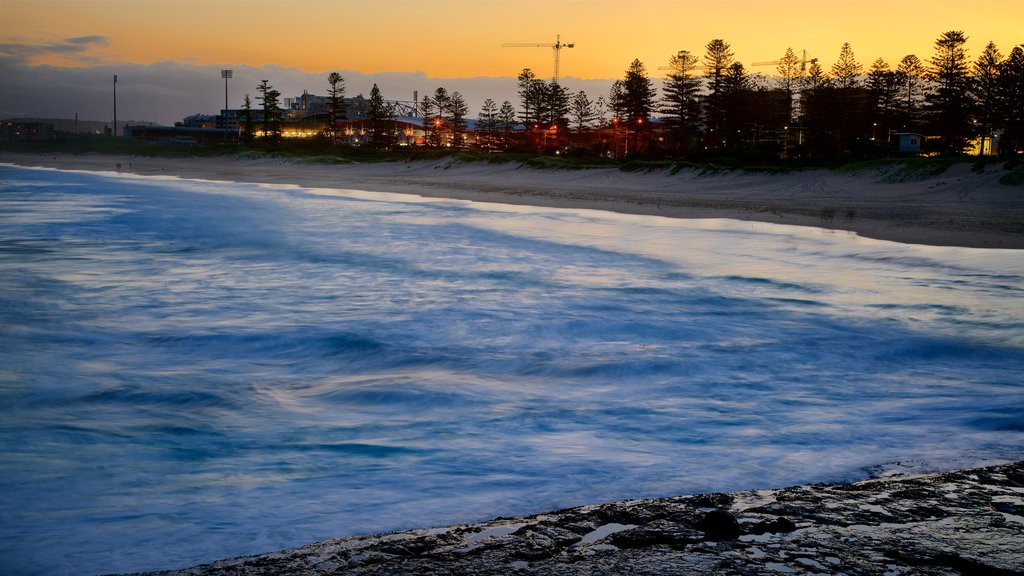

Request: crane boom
left=501, top=34, right=575, bottom=83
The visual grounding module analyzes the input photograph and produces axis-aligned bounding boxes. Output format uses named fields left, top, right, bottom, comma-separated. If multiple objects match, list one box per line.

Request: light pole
left=221, top=70, right=233, bottom=143
left=112, top=74, right=117, bottom=137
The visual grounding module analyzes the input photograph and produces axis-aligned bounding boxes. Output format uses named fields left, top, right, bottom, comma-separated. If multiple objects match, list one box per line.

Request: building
left=890, top=132, right=924, bottom=154
left=1, top=120, right=55, bottom=141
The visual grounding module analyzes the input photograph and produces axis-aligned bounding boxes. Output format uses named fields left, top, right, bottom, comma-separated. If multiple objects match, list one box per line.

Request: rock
left=121, top=461, right=1024, bottom=576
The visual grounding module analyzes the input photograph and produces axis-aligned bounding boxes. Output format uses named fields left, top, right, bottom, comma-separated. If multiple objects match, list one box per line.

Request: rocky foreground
left=132, top=461, right=1024, bottom=575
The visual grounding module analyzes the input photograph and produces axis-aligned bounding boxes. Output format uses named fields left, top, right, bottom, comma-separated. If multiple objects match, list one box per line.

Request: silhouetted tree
left=971, top=41, right=1004, bottom=155
left=926, top=30, right=973, bottom=154
left=831, top=42, right=862, bottom=90
left=517, top=68, right=545, bottom=127
left=367, top=83, right=394, bottom=148
left=256, top=79, right=283, bottom=143
left=608, top=80, right=626, bottom=121
left=326, top=72, right=347, bottom=146
left=241, top=93, right=255, bottom=144
left=448, top=91, right=469, bottom=147
left=775, top=47, right=804, bottom=122
left=998, top=45, right=1024, bottom=155
left=703, top=39, right=734, bottom=143
left=720, top=62, right=755, bottom=147
left=570, top=90, right=596, bottom=145
left=478, top=98, right=499, bottom=148
left=866, top=58, right=901, bottom=148
left=661, top=50, right=702, bottom=153
left=418, top=95, right=437, bottom=147
left=542, top=81, right=571, bottom=128
left=431, top=87, right=451, bottom=146
left=897, top=54, right=926, bottom=129
left=498, top=100, right=517, bottom=147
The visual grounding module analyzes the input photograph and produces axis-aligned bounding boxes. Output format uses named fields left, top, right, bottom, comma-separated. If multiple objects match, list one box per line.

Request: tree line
left=243, top=30, right=1023, bottom=159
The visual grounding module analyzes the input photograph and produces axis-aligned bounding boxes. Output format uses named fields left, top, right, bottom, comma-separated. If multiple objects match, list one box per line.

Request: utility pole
left=112, top=74, right=117, bottom=137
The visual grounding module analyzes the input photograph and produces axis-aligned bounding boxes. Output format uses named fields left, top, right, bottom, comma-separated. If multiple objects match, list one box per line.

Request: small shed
left=891, top=132, right=924, bottom=154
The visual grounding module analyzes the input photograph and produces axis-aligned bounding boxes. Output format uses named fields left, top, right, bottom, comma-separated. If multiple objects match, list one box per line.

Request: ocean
left=1, top=164, right=1022, bottom=575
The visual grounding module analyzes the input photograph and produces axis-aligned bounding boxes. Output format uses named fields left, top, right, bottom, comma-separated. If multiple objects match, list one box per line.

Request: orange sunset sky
left=3, top=0, right=1022, bottom=79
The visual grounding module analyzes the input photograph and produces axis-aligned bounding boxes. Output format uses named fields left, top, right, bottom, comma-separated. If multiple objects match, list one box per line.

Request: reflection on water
left=1, top=165, right=1022, bottom=575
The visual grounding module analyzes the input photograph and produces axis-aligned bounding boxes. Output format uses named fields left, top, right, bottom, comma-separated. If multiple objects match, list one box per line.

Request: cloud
left=0, top=35, right=110, bottom=64
left=65, top=35, right=110, bottom=46
left=0, top=59, right=616, bottom=125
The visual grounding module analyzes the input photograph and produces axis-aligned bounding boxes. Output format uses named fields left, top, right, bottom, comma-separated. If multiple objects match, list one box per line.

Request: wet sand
left=3, top=152, right=1022, bottom=248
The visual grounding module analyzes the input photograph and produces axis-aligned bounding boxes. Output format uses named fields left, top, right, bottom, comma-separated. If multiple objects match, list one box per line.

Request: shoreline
left=131, top=460, right=1024, bottom=575
left=3, top=151, right=1022, bottom=249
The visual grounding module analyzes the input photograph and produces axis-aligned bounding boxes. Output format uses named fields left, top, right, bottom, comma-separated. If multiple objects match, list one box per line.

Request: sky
left=1, top=0, right=1021, bottom=124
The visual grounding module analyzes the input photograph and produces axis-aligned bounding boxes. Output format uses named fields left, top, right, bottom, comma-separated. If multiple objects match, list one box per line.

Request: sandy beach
left=3, top=152, right=1022, bottom=249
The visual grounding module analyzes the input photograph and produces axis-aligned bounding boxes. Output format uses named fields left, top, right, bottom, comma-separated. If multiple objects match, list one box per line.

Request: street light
left=221, top=70, right=233, bottom=142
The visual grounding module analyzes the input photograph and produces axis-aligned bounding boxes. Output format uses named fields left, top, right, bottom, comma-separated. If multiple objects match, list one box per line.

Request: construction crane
left=752, top=49, right=818, bottom=72
left=501, top=34, right=575, bottom=83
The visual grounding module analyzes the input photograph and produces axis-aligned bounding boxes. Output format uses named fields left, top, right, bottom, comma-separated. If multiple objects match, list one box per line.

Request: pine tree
left=831, top=42, right=862, bottom=90
left=661, top=50, right=701, bottom=152
left=897, top=55, right=925, bottom=129
left=431, top=87, right=450, bottom=147
left=570, top=90, right=596, bottom=145
left=721, top=62, right=753, bottom=146
left=776, top=47, right=803, bottom=121
left=478, top=98, right=499, bottom=149
left=998, top=46, right=1024, bottom=155
left=498, top=100, right=517, bottom=147
left=621, top=59, right=656, bottom=123
left=418, top=95, right=436, bottom=147
left=972, top=41, right=1004, bottom=155
left=703, top=39, right=734, bottom=141
left=256, top=79, right=283, bottom=143
left=926, top=30, right=973, bottom=154
left=866, top=58, right=900, bottom=141
left=543, top=81, right=571, bottom=128
left=516, top=68, right=544, bottom=126
left=326, top=72, right=346, bottom=146
left=241, top=93, right=255, bottom=144
left=447, top=91, right=468, bottom=147
left=367, top=83, right=394, bottom=148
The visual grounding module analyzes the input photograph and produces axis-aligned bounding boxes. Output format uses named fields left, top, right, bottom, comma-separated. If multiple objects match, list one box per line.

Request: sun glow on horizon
left=3, top=0, right=1021, bottom=79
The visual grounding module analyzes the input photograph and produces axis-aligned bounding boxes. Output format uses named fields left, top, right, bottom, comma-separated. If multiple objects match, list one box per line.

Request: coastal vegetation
left=233, top=30, right=1023, bottom=162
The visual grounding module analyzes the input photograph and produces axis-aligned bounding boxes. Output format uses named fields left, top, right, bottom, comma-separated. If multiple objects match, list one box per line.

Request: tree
left=972, top=41, right=1004, bottom=155
left=830, top=43, right=866, bottom=154
left=926, top=30, right=973, bottom=154
left=543, top=80, right=571, bottom=128
left=831, top=42, right=862, bottom=90
left=621, top=59, right=657, bottom=123
left=478, top=98, right=499, bottom=148
left=517, top=68, right=545, bottom=126
left=447, top=91, right=469, bottom=147
left=367, top=83, right=394, bottom=148
left=241, top=93, right=255, bottom=144
left=431, top=87, right=451, bottom=146
left=998, top=46, right=1024, bottom=155
left=608, top=80, right=626, bottom=120
left=256, top=79, right=283, bottom=143
left=326, top=72, right=347, bottom=146
left=720, top=62, right=754, bottom=146
left=866, top=58, right=901, bottom=145
left=703, top=39, right=734, bottom=140
left=775, top=47, right=804, bottom=122
left=498, top=100, right=517, bottom=147
left=418, top=95, right=437, bottom=147
left=569, top=90, right=596, bottom=145
left=661, top=49, right=702, bottom=152
left=896, top=54, right=926, bottom=129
